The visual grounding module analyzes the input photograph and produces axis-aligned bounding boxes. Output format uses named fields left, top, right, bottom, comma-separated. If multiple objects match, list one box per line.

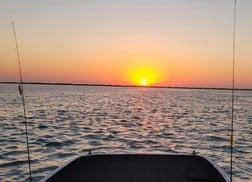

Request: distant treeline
left=0, top=81, right=251, bottom=91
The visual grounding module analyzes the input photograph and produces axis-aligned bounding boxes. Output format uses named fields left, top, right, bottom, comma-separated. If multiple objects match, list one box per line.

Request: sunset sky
left=0, top=0, right=251, bottom=88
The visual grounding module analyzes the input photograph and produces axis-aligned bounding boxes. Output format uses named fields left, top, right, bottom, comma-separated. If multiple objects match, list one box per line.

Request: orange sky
left=0, top=0, right=252, bottom=88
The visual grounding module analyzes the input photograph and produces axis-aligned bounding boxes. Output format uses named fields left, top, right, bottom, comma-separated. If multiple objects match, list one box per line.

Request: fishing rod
left=230, top=0, right=237, bottom=181
left=12, top=21, right=32, bottom=182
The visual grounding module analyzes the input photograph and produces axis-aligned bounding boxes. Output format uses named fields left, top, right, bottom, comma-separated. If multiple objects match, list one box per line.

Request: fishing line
left=230, top=0, right=237, bottom=181
left=12, top=21, right=32, bottom=182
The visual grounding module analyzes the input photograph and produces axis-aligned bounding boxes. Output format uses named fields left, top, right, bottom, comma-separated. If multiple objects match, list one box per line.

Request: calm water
left=0, top=84, right=251, bottom=181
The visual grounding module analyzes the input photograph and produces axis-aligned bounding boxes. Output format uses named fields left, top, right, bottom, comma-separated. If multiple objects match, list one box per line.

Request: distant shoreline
left=0, top=82, right=251, bottom=91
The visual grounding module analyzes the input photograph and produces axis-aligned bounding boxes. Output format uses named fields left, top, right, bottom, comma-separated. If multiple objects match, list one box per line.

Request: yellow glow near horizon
left=124, top=59, right=166, bottom=86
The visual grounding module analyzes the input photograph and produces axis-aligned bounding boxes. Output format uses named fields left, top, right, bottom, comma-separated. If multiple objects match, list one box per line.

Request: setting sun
left=141, top=78, right=147, bottom=86
left=124, top=63, right=165, bottom=86
left=121, top=56, right=167, bottom=86
left=131, top=67, right=155, bottom=86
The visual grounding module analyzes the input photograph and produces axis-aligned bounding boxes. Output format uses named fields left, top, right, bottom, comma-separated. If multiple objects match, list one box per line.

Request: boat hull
left=41, top=154, right=229, bottom=182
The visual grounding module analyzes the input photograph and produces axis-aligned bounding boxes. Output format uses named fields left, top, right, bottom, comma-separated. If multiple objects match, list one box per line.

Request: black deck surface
left=45, top=154, right=227, bottom=182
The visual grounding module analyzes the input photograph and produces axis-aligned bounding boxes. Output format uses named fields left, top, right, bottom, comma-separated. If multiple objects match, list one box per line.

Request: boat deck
left=43, top=154, right=228, bottom=182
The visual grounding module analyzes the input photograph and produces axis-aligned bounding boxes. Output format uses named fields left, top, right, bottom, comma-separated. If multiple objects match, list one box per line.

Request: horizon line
left=1, top=81, right=251, bottom=91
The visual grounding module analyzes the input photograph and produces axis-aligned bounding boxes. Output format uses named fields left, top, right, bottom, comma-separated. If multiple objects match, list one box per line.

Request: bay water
left=0, top=84, right=251, bottom=181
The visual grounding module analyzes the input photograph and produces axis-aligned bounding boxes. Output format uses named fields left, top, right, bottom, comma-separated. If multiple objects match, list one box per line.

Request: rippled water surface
left=0, top=84, right=251, bottom=181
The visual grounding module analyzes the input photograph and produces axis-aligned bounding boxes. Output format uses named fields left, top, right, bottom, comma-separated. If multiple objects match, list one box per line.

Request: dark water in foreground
left=0, top=84, right=251, bottom=181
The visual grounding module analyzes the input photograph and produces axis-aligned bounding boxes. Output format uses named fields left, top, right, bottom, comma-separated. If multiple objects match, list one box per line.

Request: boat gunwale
left=39, top=152, right=230, bottom=182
